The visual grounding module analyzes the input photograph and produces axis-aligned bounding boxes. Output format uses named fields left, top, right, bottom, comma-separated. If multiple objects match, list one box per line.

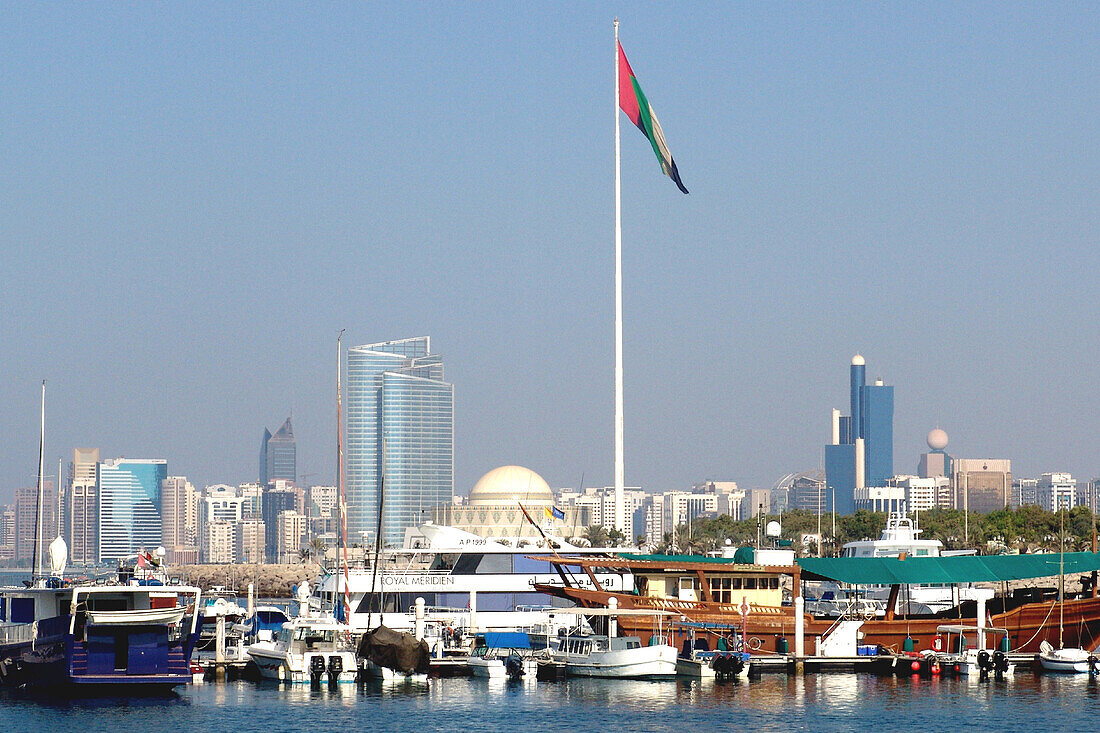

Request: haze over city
left=3, top=3, right=1099, bottom=502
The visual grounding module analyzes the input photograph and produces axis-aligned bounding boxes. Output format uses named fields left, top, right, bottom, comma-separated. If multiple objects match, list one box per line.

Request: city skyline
left=4, top=5, right=1100, bottom=501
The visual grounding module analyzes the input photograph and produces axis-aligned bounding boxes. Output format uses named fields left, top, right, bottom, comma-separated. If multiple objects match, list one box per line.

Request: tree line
left=620, top=506, right=1099, bottom=556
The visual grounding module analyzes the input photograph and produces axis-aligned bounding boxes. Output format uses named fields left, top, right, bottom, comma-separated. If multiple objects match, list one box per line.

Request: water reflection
left=0, top=672, right=1097, bottom=733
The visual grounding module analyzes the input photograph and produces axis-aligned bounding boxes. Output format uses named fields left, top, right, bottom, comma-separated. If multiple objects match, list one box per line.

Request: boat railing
left=0, top=624, right=36, bottom=645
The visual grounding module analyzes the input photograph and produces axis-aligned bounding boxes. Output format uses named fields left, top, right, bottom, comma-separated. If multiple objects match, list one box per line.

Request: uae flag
left=618, top=41, right=689, bottom=194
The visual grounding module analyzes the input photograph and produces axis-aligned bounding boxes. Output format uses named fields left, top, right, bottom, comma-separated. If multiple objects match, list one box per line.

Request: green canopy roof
left=797, top=552, right=1100, bottom=585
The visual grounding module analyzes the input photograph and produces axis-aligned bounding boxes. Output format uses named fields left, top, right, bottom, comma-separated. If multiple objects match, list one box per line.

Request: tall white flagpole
left=613, top=19, right=625, bottom=536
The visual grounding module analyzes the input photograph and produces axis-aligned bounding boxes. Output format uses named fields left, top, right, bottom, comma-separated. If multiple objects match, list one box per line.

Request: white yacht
left=310, top=523, right=634, bottom=636
left=551, top=634, right=677, bottom=679
left=246, top=616, right=357, bottom=684
left=809, top=513, right=982, bottom=615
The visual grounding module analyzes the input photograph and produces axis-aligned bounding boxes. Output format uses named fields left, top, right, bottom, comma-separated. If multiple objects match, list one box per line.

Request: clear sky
left=3, top=3, right=1099, bottom=501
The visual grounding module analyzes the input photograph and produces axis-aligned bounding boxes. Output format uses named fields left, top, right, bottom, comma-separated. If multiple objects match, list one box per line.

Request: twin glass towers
left=824, top=354, right=894, bottom=514
left=346, top=337, right=454, bottom=547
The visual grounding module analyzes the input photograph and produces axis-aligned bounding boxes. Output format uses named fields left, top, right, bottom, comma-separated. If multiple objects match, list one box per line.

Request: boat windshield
left=295, top=628, right=336, bottom=643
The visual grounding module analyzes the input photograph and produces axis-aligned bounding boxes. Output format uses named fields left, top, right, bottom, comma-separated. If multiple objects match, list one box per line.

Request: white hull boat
left=467, top=656, right=539, bottom=679
left=1038, top=641, right=1094, bottom=674
left=247, top=616, right=357, bottom=684
left=552, top=635, right=677, bottom=679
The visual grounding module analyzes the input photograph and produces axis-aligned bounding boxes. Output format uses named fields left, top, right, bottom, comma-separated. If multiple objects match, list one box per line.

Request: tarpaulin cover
left=357, top=624, right=430, bottom=674
left=797, top=552, right=1100, bottom=585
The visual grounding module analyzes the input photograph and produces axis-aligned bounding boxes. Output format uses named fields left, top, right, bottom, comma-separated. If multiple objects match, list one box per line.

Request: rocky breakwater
left=168, top=563, right=321, bottom=598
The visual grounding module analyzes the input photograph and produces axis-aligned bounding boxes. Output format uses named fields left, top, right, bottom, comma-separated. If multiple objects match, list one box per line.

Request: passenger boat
left=310, top=523, right=632, bottom=636
left=246, top=615, right=357, bottom=684
left=533, top=550, right=1100, bottom=655
left=0, top=542, right=203, bottom=691
left=467, top=632, right=539, bottom=679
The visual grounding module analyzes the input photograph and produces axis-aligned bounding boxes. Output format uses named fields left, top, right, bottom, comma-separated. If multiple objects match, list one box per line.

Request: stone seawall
left=168, top=563, right=322, bottom=598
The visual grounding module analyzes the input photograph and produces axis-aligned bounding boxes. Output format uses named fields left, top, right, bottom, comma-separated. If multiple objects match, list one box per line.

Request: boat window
left=915, top=549, right=930, bottom=556
left=730, top=578, right=742, bottom=590
left=770, top=578, right=779, bottom=589
left=0, top=597, right=5, bottom=621
left=10, top=598, right=33, bottom=624
left=744, top=578, right=757, bottom=590
left=514, top=555, right=553, bottom=574
left=709, top=578, right=733, bottom=603
left=453, top=553, right=513, bottom=575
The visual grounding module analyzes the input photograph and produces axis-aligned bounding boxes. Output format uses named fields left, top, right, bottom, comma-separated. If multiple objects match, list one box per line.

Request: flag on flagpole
left=618, top=41, right=689, bottom=194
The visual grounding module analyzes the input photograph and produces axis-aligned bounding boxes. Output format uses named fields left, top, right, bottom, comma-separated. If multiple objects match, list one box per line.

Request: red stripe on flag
left=617, top=42, right=644, bottom=132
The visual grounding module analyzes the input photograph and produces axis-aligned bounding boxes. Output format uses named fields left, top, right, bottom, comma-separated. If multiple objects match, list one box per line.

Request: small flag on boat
left=545, top=505, right=565, bottom=521
left=618, top=40, right=689, bottom=194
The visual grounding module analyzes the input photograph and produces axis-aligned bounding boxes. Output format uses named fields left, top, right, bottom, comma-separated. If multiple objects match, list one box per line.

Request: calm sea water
left=3, top=674, right=1099, bottom=733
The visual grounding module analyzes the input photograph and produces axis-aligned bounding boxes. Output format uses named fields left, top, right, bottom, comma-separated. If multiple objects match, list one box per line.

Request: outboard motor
left=976, top=649, right=993, bottom=682
left=309, top=654, right=326, bottom=687
left=993, top=651, right=1009, bottom=679
left=327, top=654, right=343, bottom=685
left=505, top=654, right=524, bottom=679
left=728, top=654, right=745, bottom=678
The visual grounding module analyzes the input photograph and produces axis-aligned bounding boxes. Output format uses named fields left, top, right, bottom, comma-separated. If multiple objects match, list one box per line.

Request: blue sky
left=2, top=3, right=1099, bottom=500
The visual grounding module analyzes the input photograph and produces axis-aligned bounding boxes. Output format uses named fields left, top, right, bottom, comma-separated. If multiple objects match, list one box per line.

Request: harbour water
left=5, top=674, right=1099, bottom=733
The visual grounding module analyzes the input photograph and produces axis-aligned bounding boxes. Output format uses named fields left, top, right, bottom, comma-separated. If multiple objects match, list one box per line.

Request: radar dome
left=851, top=354, right=865, bottom=366
left=469, top=465, right=554, bottom=506
left=927, top=428, right=949, bottom=451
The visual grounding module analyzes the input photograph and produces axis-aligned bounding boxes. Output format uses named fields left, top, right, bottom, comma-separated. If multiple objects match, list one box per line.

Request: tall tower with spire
left=825, top=354, right=894, bottom=515
left=260, top=418, right=296, bottom=485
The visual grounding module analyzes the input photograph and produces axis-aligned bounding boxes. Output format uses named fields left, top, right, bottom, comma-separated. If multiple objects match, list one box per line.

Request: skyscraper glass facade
left=264, top=418, right=297, bottom=485
left=825, top=356, right=894, bottom=515
left=346, top=337, right=454, bottom=547
left=860, top=384, right=894, bottom=487
left=97, top=458, right=166, bottom=562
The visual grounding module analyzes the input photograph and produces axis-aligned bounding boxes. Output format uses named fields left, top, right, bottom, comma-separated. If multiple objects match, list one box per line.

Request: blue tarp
left=480, top=632, right=531, bottom=649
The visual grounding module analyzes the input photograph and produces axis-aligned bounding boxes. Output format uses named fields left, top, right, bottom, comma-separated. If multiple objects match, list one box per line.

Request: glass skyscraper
left=97, top=458, right=167, bottom=562
left=825, top=355, right=894, bottom=515
left=346, top=337, right=454, bottom=547
left=260, top=417, right=296, bottom=485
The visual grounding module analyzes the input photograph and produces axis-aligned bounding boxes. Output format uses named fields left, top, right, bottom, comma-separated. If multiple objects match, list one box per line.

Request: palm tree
left=309, top=537, right=328, bottom=563
left=583, top=525, right=611, bottom=548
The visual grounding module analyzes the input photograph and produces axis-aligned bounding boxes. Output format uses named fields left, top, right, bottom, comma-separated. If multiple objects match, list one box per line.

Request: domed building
left=432, top=465, right=589, bottom=541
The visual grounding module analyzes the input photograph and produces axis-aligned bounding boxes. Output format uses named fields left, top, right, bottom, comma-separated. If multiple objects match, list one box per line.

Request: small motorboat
left=551, top=634, right=677, bottom=679
left=467, top=632, right=539, bottom=680
left=1038, top=641, right=1096, bottom=674
left=246, top=616, right=357, bottom=684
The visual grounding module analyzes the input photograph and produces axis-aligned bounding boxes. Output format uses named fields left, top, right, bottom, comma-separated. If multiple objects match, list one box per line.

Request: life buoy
left=932, top=635, right=944, bottom=652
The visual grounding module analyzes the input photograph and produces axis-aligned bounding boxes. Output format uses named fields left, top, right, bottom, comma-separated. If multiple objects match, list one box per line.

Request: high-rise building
left=1037, top=472, right=1078, bottom=512
left=259, top=428, right=272, bottom=486
left=275, top=511, right=307, bottom=564
left=97, top=458, right=167, bottom=562
left=203, top=520, right=236, bottom=564
left=161, top=476, right=199, bottom=565
left=260, top=418, right=297, bottom=486
left=346, top=337, right=454, bottom=547
left=262, top=487, right=297, bottom=561
left=952, top=459, right=1011, bottom=514
left=68, top=447, right=100, bottom=564
left=0, top=507, right=15, bottom=560
left=236, top=519, right=265, bottom=564
left=14, top=482, right=58, bottom=565
left=824, top=355, right=894, bottom=514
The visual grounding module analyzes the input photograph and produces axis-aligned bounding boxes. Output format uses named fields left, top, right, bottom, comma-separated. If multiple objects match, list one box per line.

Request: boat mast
left=337, top=329, right=350, bottom=623
left=1059, top=508, right=1065, bottom=648
left=33, top=380, right=46, bottom=581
